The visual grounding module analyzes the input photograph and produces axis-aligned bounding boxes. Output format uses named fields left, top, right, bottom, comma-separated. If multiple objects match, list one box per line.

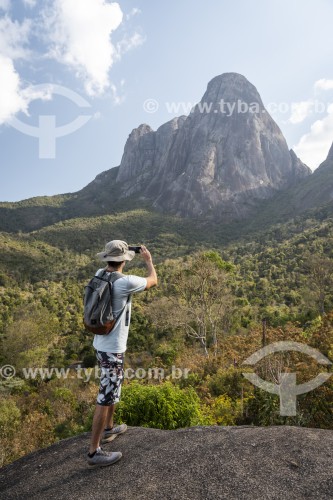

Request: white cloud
left=0, top=55, right=26, bottom=123
left=0, top=14, right=52, bottom=125
left=116, top=32, right=145, bottom=58
left=0, top=0, right=10, bottom=12
left=293, top=104, right=333, bottom=170
left=0, top=15, right=31, bottom=59
left=289, top=100, right=314, bottom=124
left=314, top=79, right=333, bottom=92
left=126, top=7, right=141, bottom=20
left=289, top=78, right=333, bottom=124
left=0, top=55, right=52, bottom=125
left=0, top=15, right=35, bottom=125
left=43, top=0, right=124, bottom=96
left=109, top=82, right=125, bottom=105
left=22, top=0, right=37, bottom=7
left=0, top=0, right=144, bottom=126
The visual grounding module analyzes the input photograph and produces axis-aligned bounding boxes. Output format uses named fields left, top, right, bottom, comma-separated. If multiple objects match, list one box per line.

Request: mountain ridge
left=2, top=72, right=333, bottom=234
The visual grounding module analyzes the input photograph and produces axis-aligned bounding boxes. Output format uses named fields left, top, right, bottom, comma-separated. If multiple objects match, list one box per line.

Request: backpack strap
left=97, top=269, right=124, bottom=283
left=108, top=271, right=125, bottom=284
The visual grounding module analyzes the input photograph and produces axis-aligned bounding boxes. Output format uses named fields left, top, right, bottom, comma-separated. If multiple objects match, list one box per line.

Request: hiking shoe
left=87, top=447, right=122, bottom=468
left=101, top=424, right=128, bottom=444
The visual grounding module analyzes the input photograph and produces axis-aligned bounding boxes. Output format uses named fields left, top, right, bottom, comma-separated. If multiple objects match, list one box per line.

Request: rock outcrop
left=115, top=73, right=311, bottom=219
left=315, top=142, right=333, bottom=172
left=1, top=426, right=332, bottom=499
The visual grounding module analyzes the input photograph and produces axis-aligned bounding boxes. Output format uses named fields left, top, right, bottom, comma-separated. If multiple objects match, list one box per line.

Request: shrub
left=116, top=381, right=201, bottom=429
left=0, top=398, right=21, bottom=466
left=154, top=342, right=178, bottom=366
left=199, top=394, right=243, bottom=426
left=208, top=368, right=250, bottom=399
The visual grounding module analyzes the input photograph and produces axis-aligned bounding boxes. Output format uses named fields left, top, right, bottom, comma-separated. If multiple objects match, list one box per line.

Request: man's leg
left=102, top=406, right=127, bottom=442
left=89, top=404, right=109, bottom=454
left=91, top=351, right=126, bottom=449
left=87, top=402, right=122, bottom=467
left=105, top=404, right=116, bottom=430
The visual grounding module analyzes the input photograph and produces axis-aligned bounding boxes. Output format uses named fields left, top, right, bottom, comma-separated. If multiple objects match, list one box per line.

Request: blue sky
left=1, top=0, right=333, bottom=202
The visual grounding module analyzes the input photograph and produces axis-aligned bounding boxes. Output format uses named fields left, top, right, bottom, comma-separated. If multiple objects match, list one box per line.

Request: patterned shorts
left=95, top=351, right=125, bottom=406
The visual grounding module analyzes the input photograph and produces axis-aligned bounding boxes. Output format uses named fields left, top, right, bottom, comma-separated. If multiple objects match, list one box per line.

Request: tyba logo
left=242, top=341, right=332, bottom=416
left=9, top=84, right=92, bottom=159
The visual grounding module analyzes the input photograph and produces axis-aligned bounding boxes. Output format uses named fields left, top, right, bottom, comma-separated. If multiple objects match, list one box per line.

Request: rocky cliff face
left=326, top=141, right=333, bottom=161
left=284, top=141, right=333, bottom=212
left=316, top=142, right=333, bottom=171
left=115, top=73, right=311, bottom=219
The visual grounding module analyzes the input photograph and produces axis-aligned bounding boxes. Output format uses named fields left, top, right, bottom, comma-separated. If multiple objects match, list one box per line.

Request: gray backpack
left=83, top=270, right=126, bottom=335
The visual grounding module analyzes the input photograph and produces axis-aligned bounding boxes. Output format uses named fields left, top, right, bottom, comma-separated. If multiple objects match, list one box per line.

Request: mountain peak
left=115, top=73, right=310, bottom=219
left=203, top=72, right=263, bottom=107
left=207, top=72, right=255, bottom=88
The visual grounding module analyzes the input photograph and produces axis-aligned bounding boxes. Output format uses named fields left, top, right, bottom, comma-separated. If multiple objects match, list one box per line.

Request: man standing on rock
left=87, top=240, right=157, bottom=467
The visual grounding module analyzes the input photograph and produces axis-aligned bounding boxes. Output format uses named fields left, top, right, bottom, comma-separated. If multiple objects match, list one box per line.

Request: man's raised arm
left=140, top=245, right=157, bottom=289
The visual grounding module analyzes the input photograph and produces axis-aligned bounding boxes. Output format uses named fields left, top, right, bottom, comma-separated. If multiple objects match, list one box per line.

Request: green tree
left=149, top=252, right=235, bottom=356
left=2, top=304, right=60, bottom=372
left=304, top=254, right=333, bottom=315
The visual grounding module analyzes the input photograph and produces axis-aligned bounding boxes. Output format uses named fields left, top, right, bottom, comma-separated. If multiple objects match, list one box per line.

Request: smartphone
left=129, top=245, right=142, bottom=253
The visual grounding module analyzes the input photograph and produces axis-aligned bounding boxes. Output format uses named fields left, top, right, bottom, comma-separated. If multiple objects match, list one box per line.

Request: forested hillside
left=1, top=204, right=333, bottom=467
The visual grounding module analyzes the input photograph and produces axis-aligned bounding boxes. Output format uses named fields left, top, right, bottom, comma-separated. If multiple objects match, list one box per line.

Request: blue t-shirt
left=92, top=270, right=147, bottom=353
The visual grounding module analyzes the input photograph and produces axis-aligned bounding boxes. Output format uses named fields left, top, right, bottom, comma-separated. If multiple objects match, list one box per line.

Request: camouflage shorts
left=95, top=351, right=125, bottom=406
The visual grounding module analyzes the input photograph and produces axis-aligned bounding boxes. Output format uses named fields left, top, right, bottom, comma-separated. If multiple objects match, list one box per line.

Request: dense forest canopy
left=0, top=204, right=333, bottom=466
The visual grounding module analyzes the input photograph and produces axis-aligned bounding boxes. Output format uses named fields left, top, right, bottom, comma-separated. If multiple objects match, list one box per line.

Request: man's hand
left=140, top=245, right=152, bottom=263
left=140, top=245, right=157, bottom=289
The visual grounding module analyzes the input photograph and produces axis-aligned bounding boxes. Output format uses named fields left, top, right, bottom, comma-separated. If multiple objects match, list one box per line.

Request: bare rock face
left=289, top=149, right=312, bottom=181
left=327, top=142, right=333, bottom=163
left=283, top=141, right=333, bottom=212
left=1, top=426, right=333, bottom=500
left=115, top=73, right=310, bottom=219
left=316, top=142, right=333, bottom=171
